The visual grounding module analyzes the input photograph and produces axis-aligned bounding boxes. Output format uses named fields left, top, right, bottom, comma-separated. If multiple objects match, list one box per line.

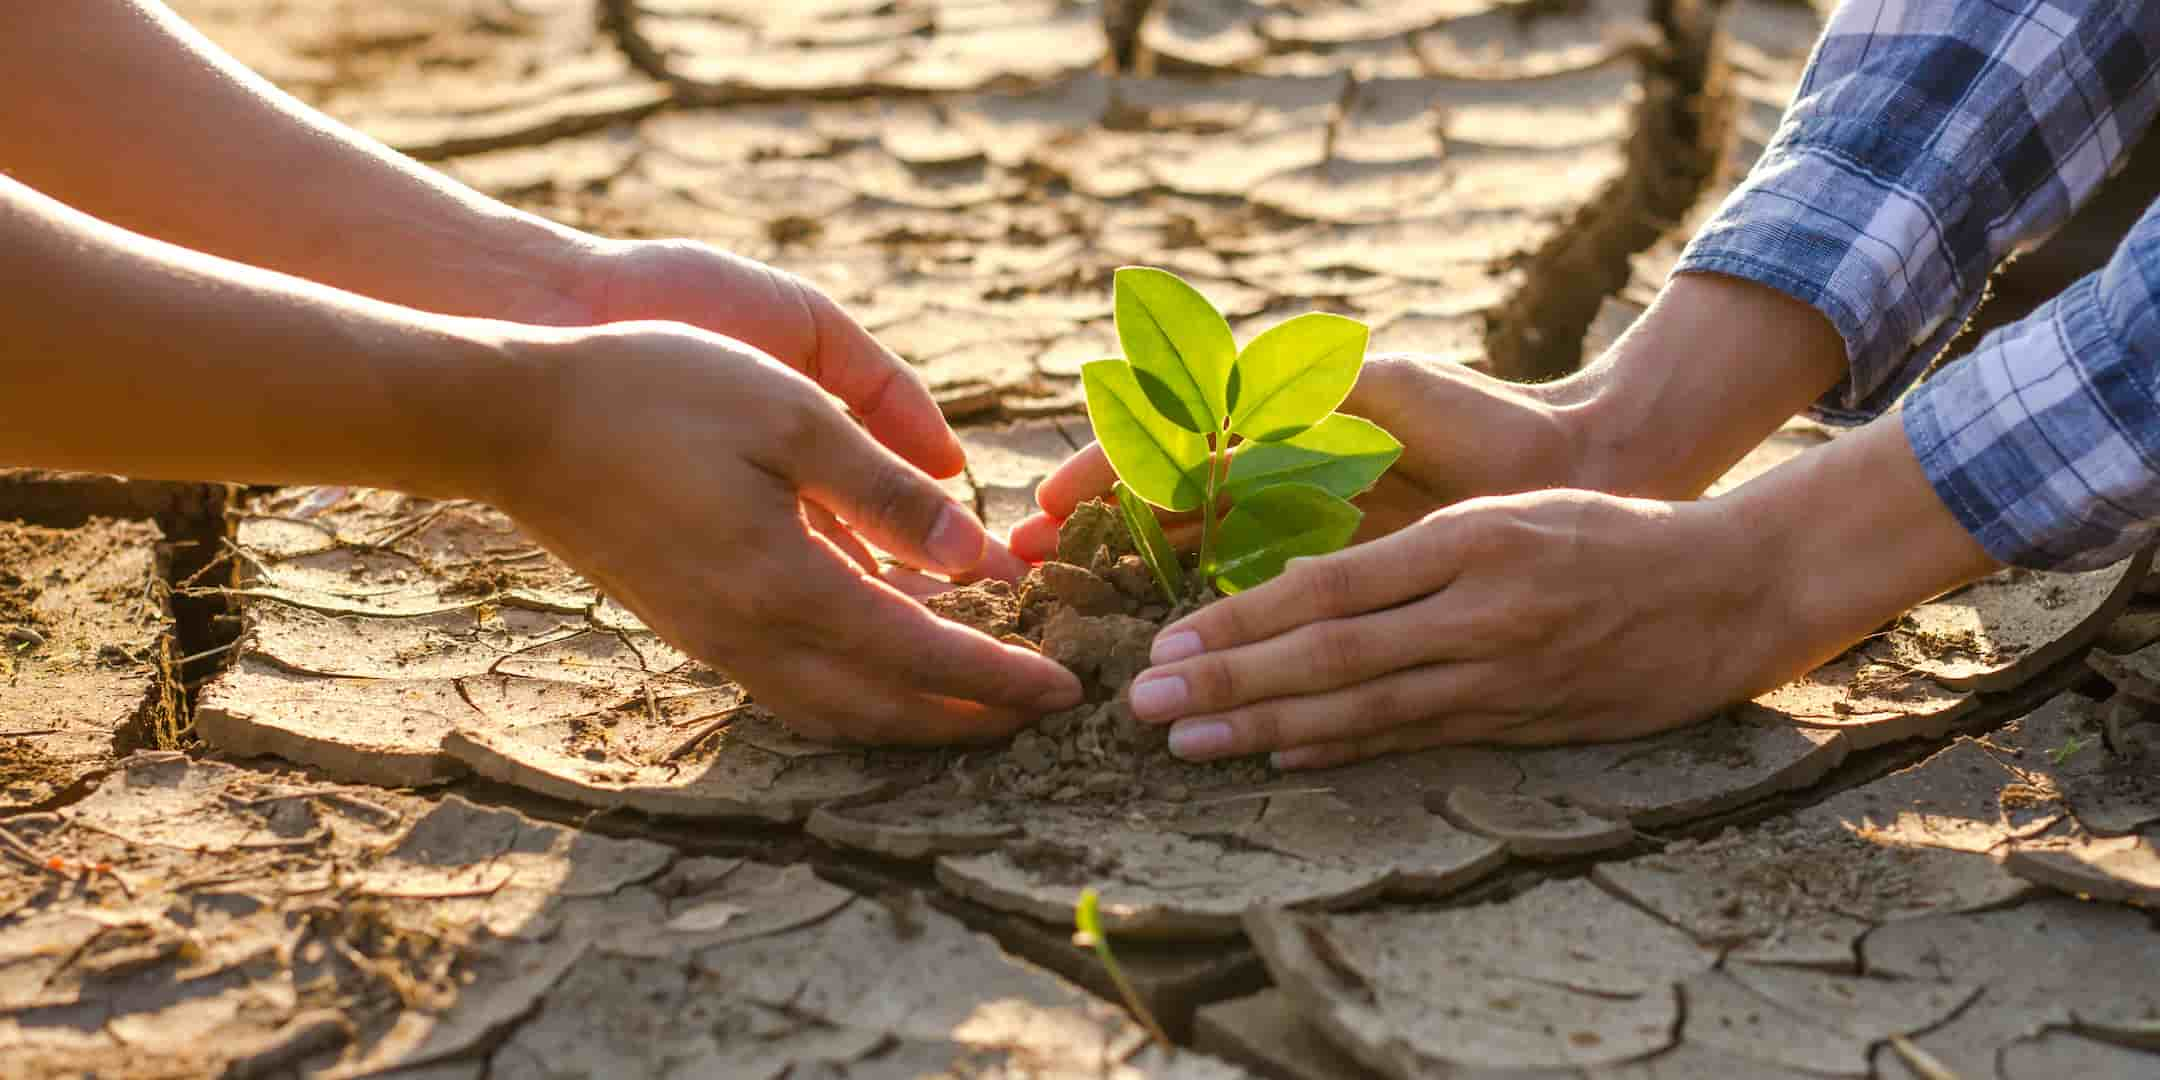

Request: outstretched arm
left=0, top=173, right=1080, bottom=742
left=0, top=0, right=586, bottom=325
left=0, top=0, right=986, bottom=492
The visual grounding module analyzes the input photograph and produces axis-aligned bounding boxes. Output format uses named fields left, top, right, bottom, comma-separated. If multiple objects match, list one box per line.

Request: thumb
left=788, top=408, right=989, bottom=577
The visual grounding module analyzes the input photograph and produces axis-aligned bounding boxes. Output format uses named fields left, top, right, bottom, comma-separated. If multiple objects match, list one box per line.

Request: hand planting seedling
left=1082, top=267, right=1402, bottom=603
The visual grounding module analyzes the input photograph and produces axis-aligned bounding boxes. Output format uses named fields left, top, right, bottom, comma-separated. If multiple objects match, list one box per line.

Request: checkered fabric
left=1673, top=0, right=2160, bottom=569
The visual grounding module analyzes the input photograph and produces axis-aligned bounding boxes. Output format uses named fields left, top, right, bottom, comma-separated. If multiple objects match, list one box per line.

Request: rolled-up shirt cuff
left=1903, top=273, right=2160, bottom=572
left=1673, top=132, right=1977, bottom=425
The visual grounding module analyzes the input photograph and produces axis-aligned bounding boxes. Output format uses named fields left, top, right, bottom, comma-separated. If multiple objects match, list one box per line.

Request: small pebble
left=5, top=625, right=44, bottom=648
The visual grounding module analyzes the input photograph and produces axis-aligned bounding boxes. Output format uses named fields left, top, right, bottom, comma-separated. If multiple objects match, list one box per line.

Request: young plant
left=1072, top=887, right=1171, bottom=1049
left=1081, top=267, right=1401, bottom=601
left=2049, top=733, right=2094, bottom=766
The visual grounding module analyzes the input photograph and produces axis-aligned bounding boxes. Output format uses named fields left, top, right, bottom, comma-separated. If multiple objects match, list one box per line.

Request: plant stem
left=1199, top=430, right=1221, bottom=578
left=1092, top=937, right=1173, bottom=1049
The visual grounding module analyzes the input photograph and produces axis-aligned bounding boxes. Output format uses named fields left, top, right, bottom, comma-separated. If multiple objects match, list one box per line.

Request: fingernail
left=1151, top=630, right=1204, bottom=665
left=1128, top=674, right=1187, bottom=720
left=1168, top=719, right=1233, bottom=761
left=926, top=504, right=985, bottom=573
left=1271, top=748, right=1317, bottom=771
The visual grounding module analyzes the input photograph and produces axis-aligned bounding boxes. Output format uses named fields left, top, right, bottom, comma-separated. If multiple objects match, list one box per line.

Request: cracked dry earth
left=6, top=1, right=2160, bottom=1077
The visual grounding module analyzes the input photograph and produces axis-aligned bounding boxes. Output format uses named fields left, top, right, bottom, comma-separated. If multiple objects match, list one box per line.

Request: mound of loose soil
left=926, top=500, right=1268, bottom=804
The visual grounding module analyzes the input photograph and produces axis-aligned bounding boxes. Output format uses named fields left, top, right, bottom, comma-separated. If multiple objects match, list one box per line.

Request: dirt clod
left=1039, top=560, right=1129, bottom=615
left=1055, top=500, right=1136, bottom=567
left=924, top=501, right=1262, bottom=807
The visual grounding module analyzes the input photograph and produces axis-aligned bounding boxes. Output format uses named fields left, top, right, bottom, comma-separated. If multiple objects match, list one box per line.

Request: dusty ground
left=5, top=1, right=2160, bottom=1077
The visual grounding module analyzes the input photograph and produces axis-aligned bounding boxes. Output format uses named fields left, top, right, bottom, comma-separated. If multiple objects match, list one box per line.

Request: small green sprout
left=2049, top=734, right=2094, bottom=766
left=1073, top=887, right=1171, bottom=1049
left=1082, top=267, right=1401, bottom=603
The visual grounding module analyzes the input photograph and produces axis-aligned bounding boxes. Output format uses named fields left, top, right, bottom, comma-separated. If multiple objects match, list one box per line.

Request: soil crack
left=1482, top=0, right=1731, bottom=381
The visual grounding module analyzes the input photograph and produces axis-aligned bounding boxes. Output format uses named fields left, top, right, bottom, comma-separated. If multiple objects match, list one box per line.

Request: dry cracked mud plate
left=1242, top=834, right=2156, bottom=1078
left=1210, top=701, right=2160, bottom=1078
left=1864, top=897, right=2160, bottom=1079
left=245, top=1, right=1681, bottom=424
left=931, top=788, right=1507, bottom=940
left=172, top=0, right=668, bottom=160
left=0, top=754, right=1248, bottom=1079
left=1245, top=877, right=1722, bottom=1075
left=196, top=487, right=926, bottom=820
left=0, top=517, right=178, bottom=813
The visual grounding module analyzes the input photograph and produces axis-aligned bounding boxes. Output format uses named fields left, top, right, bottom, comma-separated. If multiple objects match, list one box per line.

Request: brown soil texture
left=925, top=499, right=1269, bottom=808
left=0, top=518, right=176, bottom=811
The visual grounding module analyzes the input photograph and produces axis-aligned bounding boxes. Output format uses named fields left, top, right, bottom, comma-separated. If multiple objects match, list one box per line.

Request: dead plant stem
left=662, top=703, right=758, bottom=762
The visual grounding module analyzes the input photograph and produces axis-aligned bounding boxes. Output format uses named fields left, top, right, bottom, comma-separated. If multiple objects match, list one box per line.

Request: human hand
left=486, top=322, right=1083, bottom=744
left=1116, top=419, right=2000, bottom=768
left=1010, top=354, right=1584, bottom=560
left=536, top=237, right=1030, bottom=581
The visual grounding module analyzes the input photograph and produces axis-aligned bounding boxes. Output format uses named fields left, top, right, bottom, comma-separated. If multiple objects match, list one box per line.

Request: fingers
left=769, top=532, right=1081, bottom=712
left=748, top=652, right=1032, bottom=746
left=782, top=270, right=967, bottom=479
left=805, top=503, right=879, bottom=574
left=1271, top=727, right=1465, bottom=770
left=1151, top=519, right=1461, bottom=663
left=969, top=533, right=1032, bottom=583
left=1009, top=512, right=1064, bottom=563
left=779, top=398, right=993, bottom=577
left=1033, top=442, right=1117, bottom=521
left=1271, top=707, right=1607, bottom=769
left=1336, top=353, right=1433, bottom=429
left=1156, top=662, right=1507, bottom=762
left=1128, top=597, right=1457, bottom=725
left=881, top=566, right=952, bottom=600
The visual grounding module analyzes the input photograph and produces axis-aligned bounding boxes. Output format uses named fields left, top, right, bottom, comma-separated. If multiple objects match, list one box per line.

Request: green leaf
left=1115, top=481, right=1185, bottom=606
left=1082, top=359, right=1208, bottom=511
left=1224, top=414, right=1402, bottom=502
left=1228, top=313, right=1368, bottom=442
left=1210, top=483, right=1362, bottom=595
left=1114, top=267, right=1236, bottom=434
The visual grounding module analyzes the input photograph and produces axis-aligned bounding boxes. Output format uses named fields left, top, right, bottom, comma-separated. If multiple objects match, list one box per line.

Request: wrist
left=1545, top=272, right=1848, bottom=500
left=375, top=316, right=561, bottom=505
left=1725, top=416, right=2001, bottom=689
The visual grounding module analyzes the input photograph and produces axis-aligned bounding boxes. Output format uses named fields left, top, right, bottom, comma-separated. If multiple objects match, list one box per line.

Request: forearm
left=1723, top=416, right=2001, bottom=691
left=0, top=0, right=589, bottom=322
left=1545, top=271, right=1847, bottom=500
left=0, top=174, right=528, bottom=498
left=1672, top=3, right=2160, bottom=418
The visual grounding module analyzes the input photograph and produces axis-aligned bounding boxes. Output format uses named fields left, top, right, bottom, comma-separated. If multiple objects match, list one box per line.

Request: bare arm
left=0, top=172, right=1079, bottom=739
left=0, top=0, right=978, bottom=487
left=0, top=0, right=588, bottom=324
left=0, top=172, right=517, bottom=493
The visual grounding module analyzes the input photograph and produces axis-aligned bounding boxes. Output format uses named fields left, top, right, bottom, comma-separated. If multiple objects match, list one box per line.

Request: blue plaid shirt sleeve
left=1671, top=0, right=2160, bottom=570
left=1674, top=0, right=2160, bottom=422
left=1904, top=200, right=2160, bottom=570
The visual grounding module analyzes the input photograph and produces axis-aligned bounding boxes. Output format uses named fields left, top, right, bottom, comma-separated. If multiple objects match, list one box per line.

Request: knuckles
left=1305, top=621, right=1367, bottom=684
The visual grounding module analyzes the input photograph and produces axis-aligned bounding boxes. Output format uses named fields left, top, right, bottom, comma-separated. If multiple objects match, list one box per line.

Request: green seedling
left=1073, top=887, right=1171, bottom=1049
left=1082, top=267, right=1401, bottom=603
left=2049, top=733, right=2094, bottom=766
